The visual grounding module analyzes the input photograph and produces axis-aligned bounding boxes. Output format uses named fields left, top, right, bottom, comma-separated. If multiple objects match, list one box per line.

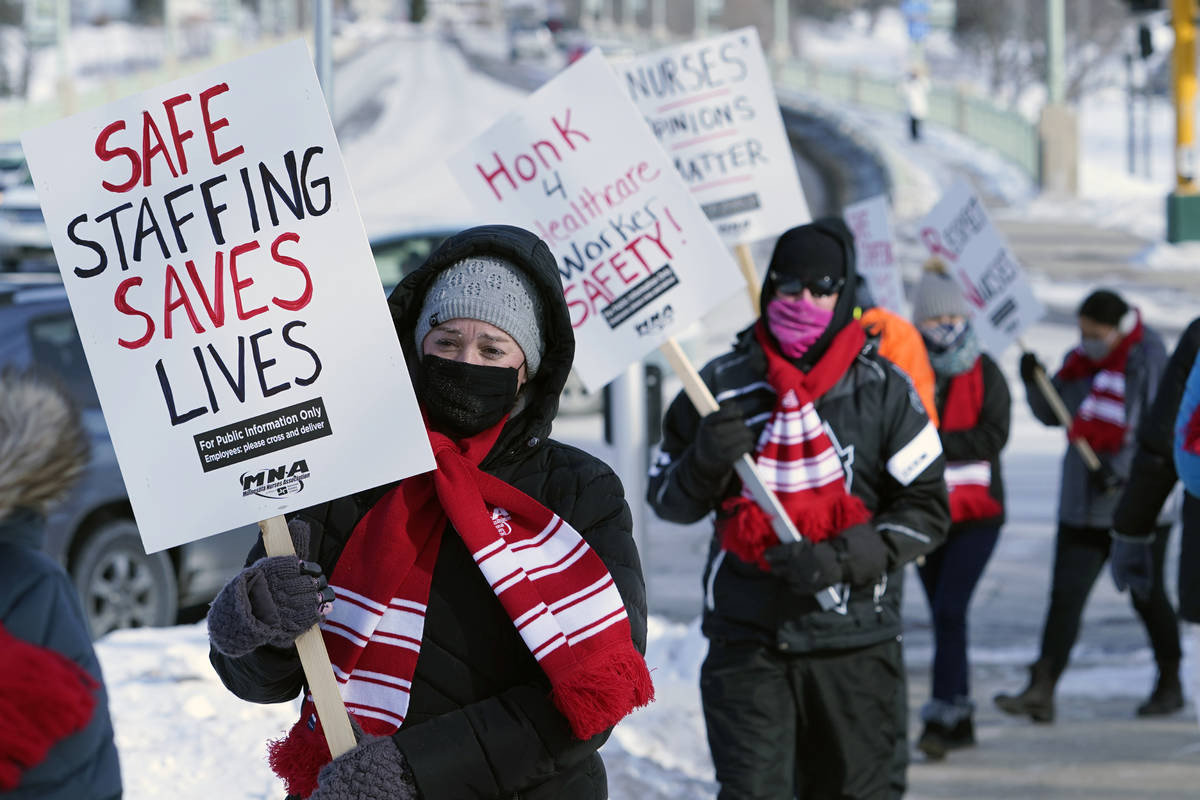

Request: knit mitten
left=208, top=555, right=329, bottom=657
left=309, top=735, right=421, bottom=800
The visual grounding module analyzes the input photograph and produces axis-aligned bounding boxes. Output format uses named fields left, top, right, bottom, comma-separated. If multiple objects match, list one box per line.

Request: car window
left=372, top=234, right=447, bottom=290
left=28, top=312, right=100, bottom=409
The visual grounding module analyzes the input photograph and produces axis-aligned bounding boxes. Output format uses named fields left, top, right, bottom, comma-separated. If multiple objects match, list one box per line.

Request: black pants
left=909, top=115, right=921, bottom=141
left=918, top=523, right=1002, bottom=702
left=700, top=637, right=903, bottom=800
left=1039, top=522, right=1181, bottom=678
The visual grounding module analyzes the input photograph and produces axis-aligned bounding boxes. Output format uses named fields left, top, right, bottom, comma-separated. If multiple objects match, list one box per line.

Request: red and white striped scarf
left=940, top=359, right=1003, bottom=524
left=268, top=422, right=653, bottom=798
left=718, top=322, right=872, bottom=566
left=1058, top=315, right=1144, bottom=455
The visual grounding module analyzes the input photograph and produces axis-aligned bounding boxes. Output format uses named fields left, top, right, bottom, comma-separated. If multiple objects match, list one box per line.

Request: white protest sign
left=843, top=194, right=906, bottom=316
left=614, top=28, right=810, bottom=245
left=21, top=40, right=435, bottom=553
left=447, top=49, right=745, bottom=392
left=918, top=179, right=1044, bottom=355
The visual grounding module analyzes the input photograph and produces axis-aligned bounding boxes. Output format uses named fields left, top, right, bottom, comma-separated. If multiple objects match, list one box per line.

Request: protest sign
left=918, top=179, right=1044, bottom=355
left=447, top=49, right=745, bottom=392
left=21, top=40, right=435, bottom=555
left=615, top=28, right=810, bottom=246
left=843, top=194, right=906, bottom=316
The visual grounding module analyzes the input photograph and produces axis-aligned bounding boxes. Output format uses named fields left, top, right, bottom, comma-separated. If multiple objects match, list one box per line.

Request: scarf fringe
left=949, top=486, right=1003, bottom=524
left=719, top=493, right=872, bottom=566
left=0, top=626, right=98, bottom=790
left=267, top=717, right=330, bottom=799
left=550, top=644, right=656, bottom=741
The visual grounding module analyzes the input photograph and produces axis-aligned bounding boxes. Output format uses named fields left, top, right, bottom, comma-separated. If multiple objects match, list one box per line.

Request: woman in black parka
left=208, top=225, right=651, bottom=800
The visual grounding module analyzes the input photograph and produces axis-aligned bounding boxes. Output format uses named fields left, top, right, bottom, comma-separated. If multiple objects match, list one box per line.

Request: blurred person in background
left=0, top=369, right=122, bottom=800
left=909, top=264, right=1011, bottom=759
left=900, top=64, right=930, bottom=142
left=996, top=289, right=1180, bottom=722
left=648, top=218, right=948, bottom=799
left=1110, top=316, right=1200, bottom=718
left=208, top=225, right=651, bottom=800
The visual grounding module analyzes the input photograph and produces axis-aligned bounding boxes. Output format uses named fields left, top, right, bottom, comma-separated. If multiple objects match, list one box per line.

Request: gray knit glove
left=207, top=520, right=334, bottom=657
left=309, top=735, right=420, bottom=800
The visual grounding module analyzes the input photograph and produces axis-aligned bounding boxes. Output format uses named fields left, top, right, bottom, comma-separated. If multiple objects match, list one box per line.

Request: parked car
left=0, top=141, right=28, bottom=189
left=0, top=275, right=259, bottom=638
left=0, top=163, right=54, bottom=272
left=508, top=17, right=554, bottom=62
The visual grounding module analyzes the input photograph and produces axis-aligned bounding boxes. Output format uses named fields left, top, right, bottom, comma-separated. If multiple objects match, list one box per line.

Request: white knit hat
left=414, top=256, right=545, bottom=376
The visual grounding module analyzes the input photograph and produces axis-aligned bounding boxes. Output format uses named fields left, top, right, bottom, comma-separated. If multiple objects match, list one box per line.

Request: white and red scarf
left=718, top=322, right=872, bottom=566
left=940, top=359, right=1003, bottom=524
left=268, top=422, right=653, bottom=798
left=1057, top=315, right=1144, bottom=455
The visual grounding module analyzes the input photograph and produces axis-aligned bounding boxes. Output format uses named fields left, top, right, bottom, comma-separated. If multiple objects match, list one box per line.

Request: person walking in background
left=901, top=64, right=930, bottom=142
left=648, top=218, right=949, bottom=799
left=909, top=265, right=1011, bottom=759
left=0, top=369, right=122, bottom=800
left=208, top=225, right=651, bottom=800
left=995, top=289, right=1180, bottom=723
left=1109, top=316, right=1200, bottom=718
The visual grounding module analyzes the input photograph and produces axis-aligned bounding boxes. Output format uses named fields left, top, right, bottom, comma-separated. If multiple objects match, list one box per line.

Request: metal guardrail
left=775, top=58, right=1041, bottom=183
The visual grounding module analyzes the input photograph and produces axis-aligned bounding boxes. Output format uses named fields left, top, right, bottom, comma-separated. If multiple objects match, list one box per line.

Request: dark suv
left=0, top=276, right=259, bottom=638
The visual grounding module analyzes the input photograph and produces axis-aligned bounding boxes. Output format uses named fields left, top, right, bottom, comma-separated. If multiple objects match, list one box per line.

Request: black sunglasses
left=771, top=271, right=845, bottom=298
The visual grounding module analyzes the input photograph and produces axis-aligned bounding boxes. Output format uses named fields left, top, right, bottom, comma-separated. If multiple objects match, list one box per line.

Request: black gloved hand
left=310, top=734, right=421, bottom=800
left=1089, top=463, right=1125, bottom=496
left=1019, top=352, right=1045, bottom=384
left=1110, top=533, right=1155, bottom=603
left=693, top=402, right=756, bottom=476
left=763, top=540, right=842, bottom=595
left=831, top=523, right=889, bottom=587
left=208, top=519, right=335, bottom=657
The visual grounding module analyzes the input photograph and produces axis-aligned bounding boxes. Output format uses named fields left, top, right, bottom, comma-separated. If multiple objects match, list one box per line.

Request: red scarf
left=268, top=423, right=653, bottom=798
left=0, top=622, right=98, bottom=790
left=718, top=322, right=872, bottom=566
left=1057, top=316, right=1144, bottom=454
left=940, top=359, right=1003, bottom=524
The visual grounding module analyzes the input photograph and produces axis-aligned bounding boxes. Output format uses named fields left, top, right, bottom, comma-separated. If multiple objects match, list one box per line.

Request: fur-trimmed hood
left=0, top=370, right=89, bottom=524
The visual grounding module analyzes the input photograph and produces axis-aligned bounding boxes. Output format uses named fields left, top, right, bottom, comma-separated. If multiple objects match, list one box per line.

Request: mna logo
left=241, top=460, right=311, bottom=499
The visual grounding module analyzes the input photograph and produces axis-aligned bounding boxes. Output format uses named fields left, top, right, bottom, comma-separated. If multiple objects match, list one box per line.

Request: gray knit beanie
left=414, top=255, right=545, bottom=377
left=911, top=263, right=969, bottom=323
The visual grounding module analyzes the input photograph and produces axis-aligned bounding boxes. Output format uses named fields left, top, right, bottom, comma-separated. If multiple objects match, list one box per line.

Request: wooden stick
left=658, top=338, right=841, bottom=611
left=733, top=242, right=761, bottom=310
left=1017, top=339, right=1102, bottom=471
left=260, top=515, right=357, bottom=758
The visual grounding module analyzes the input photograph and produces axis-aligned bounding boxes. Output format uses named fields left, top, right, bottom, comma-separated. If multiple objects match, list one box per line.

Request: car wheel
left=71, top=518, right=178, bottom=638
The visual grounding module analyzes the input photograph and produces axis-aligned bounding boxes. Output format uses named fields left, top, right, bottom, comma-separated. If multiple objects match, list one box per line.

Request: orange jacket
left=859, top=307, right=939, bottom=427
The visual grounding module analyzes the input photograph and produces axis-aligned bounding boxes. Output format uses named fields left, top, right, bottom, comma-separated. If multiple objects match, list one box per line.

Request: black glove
left=1088, top=463, right=1125, bottom=496
left=1019, top=352, right=1045, bottom=384
left=310, top=734, right=420, bottom=800
left=693, top=402, right=756, bottom=476
left=763, top=540, right=842, bottom=595
left=831, top=523, right=889, bottom=587
left=208, top=520, right=335, bottom=657
left=1110, top=533, right=1155, bottom=602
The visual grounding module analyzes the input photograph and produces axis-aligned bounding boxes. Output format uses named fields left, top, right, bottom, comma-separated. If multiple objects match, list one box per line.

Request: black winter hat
left=1078, top=289, right=1128, bottom=327
left=767, top=221, right=848, bottom=284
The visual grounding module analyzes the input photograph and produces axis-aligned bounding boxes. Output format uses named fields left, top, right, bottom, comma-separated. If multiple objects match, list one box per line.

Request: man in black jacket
left=1109, top=316, right=1200, bottom=715
left=209, top=225, right=647, bottom=800
left=648, top=218, right=949, bottom=799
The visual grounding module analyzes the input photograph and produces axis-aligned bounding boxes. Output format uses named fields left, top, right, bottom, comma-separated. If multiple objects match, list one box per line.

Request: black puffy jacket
left=1113, top=317, right=1200, bottom=621
left=210, top=225, right=647, bottom=799
left=647, top=219, right=949, bottom=653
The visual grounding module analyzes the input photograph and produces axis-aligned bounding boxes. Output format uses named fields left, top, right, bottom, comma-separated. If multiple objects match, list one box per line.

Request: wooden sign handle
left=259, top=515, right=357, bottom=758
left=733, top=242, right=761, bottom=311
left=1017, top=339, right=1102, bottom=471
left=658, top=338, right=841, bottom=611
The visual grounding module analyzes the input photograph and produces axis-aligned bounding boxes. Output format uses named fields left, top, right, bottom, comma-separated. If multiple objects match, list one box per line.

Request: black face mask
left=416, top=355, right=520, bottom=439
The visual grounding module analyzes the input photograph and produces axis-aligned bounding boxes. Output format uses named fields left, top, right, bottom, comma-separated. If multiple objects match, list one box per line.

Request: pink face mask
left=767, top=296, right=834, bottom=359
